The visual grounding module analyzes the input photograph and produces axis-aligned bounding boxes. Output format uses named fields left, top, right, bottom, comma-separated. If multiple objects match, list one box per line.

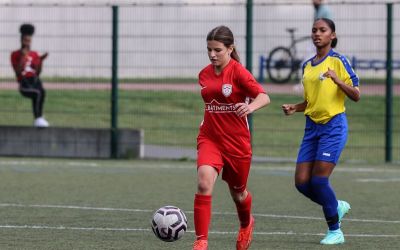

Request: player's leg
left=194, top=165, right=218, bottom=244
left=295, top=116, right=320, bottom=204
left=193, top=136, right=223, bottom=250
left=311, top=161, right=338, bottom=229
left=19, top=78, right=40, bottom=118
left=295, top=162, right=321, bottom=205
left=224, top=156, right=254, bottom=250
left=311, top=113, right=349, bottom=244
left=34, top=77, right=46, bottom=118
left=311, top=161, right=344, bottom=244
left=230, top=188, right=254, bottom=250
left=32, top=78, right=49, bottom=127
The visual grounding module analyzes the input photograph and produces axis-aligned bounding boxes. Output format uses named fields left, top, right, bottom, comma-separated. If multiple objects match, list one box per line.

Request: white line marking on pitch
left=1, top=160, right=400, bottom=173
left=0, top=225, right=398, bottom=238
left=0, top=203, right=399, bottom=224
left=356, top=178, right=400, bottom=183
left=0, top=203, right=153, bottom=213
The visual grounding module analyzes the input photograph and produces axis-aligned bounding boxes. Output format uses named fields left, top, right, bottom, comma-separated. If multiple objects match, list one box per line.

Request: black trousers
left=19, top=77, right=46, bottom=119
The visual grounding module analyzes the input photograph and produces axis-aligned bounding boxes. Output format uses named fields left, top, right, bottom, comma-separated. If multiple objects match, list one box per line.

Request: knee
left=295, top=175, right=310, bottom=187
left=230, top=189, right=247, bottom=204
left=295, top=182, right=308, bottom=193
left=197, top=177, right=214, bottom=195
left=310, top=176, right=329, bottom=188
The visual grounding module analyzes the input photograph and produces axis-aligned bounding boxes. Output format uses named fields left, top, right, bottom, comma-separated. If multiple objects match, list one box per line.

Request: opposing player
left=193, top=25, right=270, bottom=250
left=11, top=23, right=49, bottom=127
left=282, top=18, right=360, bottom=244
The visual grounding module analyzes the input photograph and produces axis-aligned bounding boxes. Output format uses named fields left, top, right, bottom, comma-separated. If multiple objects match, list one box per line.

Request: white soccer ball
left=151, top=205, right=188, bottom=242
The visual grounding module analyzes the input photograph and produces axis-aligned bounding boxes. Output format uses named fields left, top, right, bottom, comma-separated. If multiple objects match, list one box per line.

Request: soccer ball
left=151, top=205, right=187, bottom=242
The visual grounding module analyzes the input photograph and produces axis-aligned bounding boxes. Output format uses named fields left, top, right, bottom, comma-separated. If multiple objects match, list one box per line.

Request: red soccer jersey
left=198, top=59, right=266, bottom=157
left=11, top=50, right=41, bottom=81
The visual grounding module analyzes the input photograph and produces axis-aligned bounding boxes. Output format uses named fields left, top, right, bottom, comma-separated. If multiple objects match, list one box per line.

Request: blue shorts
left=297, top=113, right=348, bottom=164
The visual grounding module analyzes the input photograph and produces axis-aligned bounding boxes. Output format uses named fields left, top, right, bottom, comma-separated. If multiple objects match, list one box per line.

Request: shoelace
left=237, top=229, right=249, bottom=242
left=193, top=240, right=207, bottom=248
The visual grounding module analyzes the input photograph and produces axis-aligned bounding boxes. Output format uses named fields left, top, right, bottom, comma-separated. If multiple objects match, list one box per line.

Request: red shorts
left=197, top=136, right=252, bottom=193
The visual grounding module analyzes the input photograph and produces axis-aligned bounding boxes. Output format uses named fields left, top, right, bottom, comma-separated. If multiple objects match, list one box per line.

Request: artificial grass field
left=0, top=158, right=399, bottom=249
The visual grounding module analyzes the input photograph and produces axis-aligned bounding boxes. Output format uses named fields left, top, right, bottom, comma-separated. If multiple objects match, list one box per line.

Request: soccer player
left=11, top=23, right=49, bottom=127
left=193, top=26, right=270, bottom=250
left=282, top=18, right=359, bottom=245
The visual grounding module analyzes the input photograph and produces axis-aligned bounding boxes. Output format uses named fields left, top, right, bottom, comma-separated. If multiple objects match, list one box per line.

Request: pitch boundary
left=0, top=224, right=398, bottom=238
left=0, top=203, right=399, bottom=224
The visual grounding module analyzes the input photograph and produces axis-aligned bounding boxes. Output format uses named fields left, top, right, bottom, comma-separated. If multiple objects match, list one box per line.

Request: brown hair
left=207, top=25, right=240, bottom=62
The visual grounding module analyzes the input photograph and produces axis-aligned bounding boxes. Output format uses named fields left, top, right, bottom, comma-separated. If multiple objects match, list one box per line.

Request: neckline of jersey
left=311, top=49, right=334, bottom=67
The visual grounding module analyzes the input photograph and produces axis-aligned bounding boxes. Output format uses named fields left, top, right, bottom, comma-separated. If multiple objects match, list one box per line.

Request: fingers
left=235, top=103, right=251, bottom=117
left=41, top=52, right=49, bottom=60
left=324, top=67, right=335, bottom=78
left=282, top=104, right=294, bottom=115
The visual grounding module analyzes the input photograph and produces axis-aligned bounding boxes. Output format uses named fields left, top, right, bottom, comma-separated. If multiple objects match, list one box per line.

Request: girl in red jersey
left=193, top=26, right=270, bottom=250
left=11, top=23, right=49, bottom=127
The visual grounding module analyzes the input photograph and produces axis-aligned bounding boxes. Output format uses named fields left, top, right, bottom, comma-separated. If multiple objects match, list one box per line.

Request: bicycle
left=266, top=28, right=310, bottom=84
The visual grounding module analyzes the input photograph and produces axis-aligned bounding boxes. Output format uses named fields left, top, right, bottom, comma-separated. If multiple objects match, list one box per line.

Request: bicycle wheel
left=266, top=46, right=294, bottom=84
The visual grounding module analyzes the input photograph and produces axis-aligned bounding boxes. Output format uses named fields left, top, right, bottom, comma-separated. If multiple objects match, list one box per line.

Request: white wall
left=1, top=2, right=399, bottom=79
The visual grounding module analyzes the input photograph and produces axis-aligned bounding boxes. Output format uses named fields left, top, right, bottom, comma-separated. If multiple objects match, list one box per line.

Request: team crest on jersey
left=222, top=84, right=232, bottom=97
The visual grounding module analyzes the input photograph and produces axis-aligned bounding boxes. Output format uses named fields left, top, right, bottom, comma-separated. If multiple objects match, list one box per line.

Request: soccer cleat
left=34, top=117, right=49, bottom=127
left=193, top=239, right=208, bottom=250
left=236, top=215, right=255, bottom=250
left=320, top=229, right=345, bottom=245
left=337, top=200, right=351, bottom=224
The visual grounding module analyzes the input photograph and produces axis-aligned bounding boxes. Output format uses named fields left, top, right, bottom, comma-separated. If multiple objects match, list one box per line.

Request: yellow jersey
left=302, top=49, right=359, bottom=124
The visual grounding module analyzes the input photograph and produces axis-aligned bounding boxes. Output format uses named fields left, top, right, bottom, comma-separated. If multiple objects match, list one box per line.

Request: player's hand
left=40, top=52, right=49, bottom=61
left=21, top=47, right=29, bottom=56
left=235, top=103, right=253, bottom=118
left=282, top=104, right=296, bottom=115
left=323, top=67, right=339, bottom=84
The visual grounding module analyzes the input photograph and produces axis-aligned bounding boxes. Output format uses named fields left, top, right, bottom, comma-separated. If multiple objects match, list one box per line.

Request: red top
left=11, top=50, right=41, bottom=81
left=198, top=59, right=266, bottom=157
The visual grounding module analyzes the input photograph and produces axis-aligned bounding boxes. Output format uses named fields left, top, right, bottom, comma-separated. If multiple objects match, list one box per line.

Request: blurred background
left=0, top=0, right=398, bottom=163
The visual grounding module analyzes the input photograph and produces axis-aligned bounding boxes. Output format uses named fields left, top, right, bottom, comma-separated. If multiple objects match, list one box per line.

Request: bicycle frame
left=266, top=28, right=311, bottom=84
left=288, top=32, right=310, bottom=62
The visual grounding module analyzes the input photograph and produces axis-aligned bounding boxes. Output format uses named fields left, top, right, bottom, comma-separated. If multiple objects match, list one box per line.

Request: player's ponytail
left=207, top=25, right=241, bottom=62
left=230, top=47, right=240, bottom=62
left=331, top=37, right=338, bottom=48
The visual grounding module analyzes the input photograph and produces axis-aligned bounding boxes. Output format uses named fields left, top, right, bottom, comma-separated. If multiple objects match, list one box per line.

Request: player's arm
left=235, top=93, right=270, bottom=118
left=336, top=83, right=360, bottom=102
left=324, top=67, right=360, bottom=102
left=36, top=59, right=43, bottom=76
left=36, top=52, right=48, bottom=76
left=12, top=49, right=28, bottom=77
left=282, top=100, right=307, bottom=115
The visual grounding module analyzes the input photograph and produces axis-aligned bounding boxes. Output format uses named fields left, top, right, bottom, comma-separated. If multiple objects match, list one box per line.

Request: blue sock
left=295, top=182, right=322, bottom=205
left=310, top=176, right=339, bottom=230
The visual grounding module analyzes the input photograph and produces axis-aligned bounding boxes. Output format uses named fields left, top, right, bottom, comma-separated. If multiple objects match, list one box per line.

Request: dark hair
left=20, top=23, right=35, bottom=37
left=315, top=18, right=337, bottom=48
left=206, top=25, right=240, bottom=62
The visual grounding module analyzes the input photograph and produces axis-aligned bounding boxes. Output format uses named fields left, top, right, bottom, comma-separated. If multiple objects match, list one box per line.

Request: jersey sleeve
left=236, top=65, right=266, bottom=98
left=338, top=55, right=359, bottom=87
left=10, top=51, right=19, bottom=71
